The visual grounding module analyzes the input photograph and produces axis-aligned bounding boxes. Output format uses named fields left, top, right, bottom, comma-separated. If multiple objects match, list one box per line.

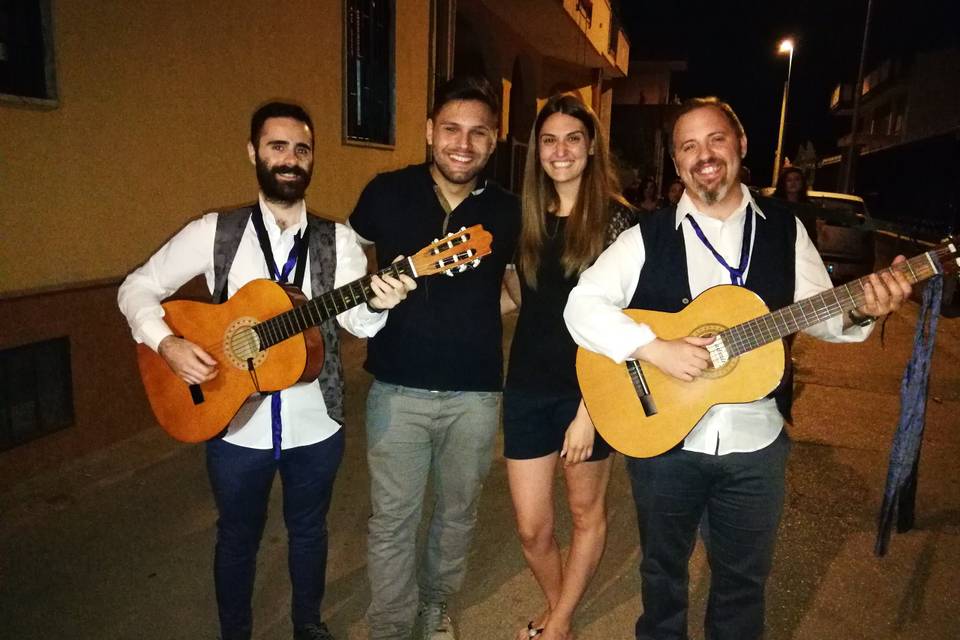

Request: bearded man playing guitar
left=118, top=102, right=415, bottom=640
left=564, top=97, right=912, bottom=640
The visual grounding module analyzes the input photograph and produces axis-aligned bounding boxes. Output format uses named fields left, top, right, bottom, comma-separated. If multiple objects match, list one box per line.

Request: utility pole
left=840, top=0, right=875, bottom=194
left=771, top=39, right=794, bottom=187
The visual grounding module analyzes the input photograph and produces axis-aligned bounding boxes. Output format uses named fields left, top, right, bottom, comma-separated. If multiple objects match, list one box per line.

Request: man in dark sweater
left=348, top=77, right=520, bottom=640
left=564, top=97, right=911, bottom=640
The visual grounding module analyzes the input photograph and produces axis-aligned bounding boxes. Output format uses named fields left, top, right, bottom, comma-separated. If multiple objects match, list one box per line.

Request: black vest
left=212, top=205, right=345, bottom=424
left=629, top=197, right=797, bottom=420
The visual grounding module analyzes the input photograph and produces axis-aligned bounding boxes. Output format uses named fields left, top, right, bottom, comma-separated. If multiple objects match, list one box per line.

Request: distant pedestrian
left=664, top=177, right=684, bottom=206
left=636, top=176, right=662, bottom=213
left=773, top=166, right=810, bottom=203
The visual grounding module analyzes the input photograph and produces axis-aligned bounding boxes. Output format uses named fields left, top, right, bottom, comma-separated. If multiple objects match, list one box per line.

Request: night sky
left=620, top=0, right=959, bottom=186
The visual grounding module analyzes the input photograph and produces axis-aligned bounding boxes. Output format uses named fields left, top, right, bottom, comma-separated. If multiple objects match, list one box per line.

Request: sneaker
left=418, top=601, right=455, bottom=640
left=293, top=622, right=335, bottom=640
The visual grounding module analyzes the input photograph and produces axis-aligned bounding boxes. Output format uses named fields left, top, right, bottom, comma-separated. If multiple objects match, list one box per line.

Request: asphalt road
left=1, top=301, right=958, bottom=639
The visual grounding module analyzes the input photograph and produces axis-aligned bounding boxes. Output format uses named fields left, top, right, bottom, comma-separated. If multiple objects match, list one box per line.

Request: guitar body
left=132, top=225, right=496, bottom=443
left=136, top=279, right=323, bottom=443
left=576, top=285, right=786, bottom=458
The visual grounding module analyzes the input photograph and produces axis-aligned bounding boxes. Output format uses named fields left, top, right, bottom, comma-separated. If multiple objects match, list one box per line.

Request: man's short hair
left=431, top=76, right=500, bottom=124
left=250, top=101, right=314, bottom=148
left=667, top=97, right=745, bottom=156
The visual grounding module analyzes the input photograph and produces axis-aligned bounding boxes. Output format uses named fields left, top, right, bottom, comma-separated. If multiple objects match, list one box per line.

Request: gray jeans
left=365, top=380, right=501, bottom=639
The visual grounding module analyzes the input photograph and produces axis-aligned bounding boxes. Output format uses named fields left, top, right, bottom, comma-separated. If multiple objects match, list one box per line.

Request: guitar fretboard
left=253, top=260, right=412, bottom=350
left=720, top=247, right=945, bottom=358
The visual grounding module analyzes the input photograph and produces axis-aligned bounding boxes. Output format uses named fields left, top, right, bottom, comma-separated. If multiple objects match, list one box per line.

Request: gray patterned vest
left=212, top=205, right=345, bottom=424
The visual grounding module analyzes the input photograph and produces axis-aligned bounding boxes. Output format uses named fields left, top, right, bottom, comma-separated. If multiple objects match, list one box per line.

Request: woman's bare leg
left=540, top=455, right=613, bottom=640
left=507, top=453, right=563, bottom=638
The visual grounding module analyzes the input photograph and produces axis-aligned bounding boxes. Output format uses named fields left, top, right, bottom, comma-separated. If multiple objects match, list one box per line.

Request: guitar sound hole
left=692, top=323, right=736, bottom=379
left=224, top=319, right=267, bottom=370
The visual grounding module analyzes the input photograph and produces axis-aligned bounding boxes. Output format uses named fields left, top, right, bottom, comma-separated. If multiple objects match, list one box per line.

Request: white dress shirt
left=118, top=195, right=387, bottom=449
left=564, top=184, right=872, bottom=455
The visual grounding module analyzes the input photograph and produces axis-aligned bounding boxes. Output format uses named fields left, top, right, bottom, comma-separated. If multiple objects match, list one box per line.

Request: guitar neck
left=254, top=259, right=414, bottom=349
left=721, top=247, right=945, bottom=358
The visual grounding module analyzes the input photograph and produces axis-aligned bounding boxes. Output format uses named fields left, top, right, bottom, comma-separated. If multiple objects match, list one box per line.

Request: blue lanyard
left=685, top=204, right=754, bottom=286
left=250, top=205, right=309, bottom=459
left=250, top=205, right=308, bottom=286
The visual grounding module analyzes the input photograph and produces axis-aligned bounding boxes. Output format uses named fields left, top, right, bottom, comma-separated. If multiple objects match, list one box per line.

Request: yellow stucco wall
left=1, top=1, right=431, bottom=296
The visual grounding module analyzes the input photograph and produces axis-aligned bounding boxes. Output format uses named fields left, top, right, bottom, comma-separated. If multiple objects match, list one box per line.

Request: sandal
left=526, top=621, right=544, bottom=638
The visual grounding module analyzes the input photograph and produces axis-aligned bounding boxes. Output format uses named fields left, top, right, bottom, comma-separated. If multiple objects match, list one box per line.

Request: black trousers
left=626, top=430, right=790, bottom=640
left=206, top=430, right=345, bottom=640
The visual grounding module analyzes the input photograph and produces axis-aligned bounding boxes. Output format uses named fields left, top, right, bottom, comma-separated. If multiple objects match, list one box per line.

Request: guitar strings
left=722, top=254, right=937, bottom=357
left=171, top=242, right=483, bottom=365
left=185, top=246, right=943, bottom=368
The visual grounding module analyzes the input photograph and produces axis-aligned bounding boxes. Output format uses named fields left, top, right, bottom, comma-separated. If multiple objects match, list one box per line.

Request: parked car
left=759, top=188, right=876, bottom=284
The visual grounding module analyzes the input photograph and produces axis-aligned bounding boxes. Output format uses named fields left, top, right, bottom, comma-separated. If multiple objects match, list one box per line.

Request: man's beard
left=692, top=157, right=732, bottom=206
left=256, top=155, right=312, bottom=204
left=433, top=153, right=484, bottom=186
left=697, top=183, right=729, bottom=206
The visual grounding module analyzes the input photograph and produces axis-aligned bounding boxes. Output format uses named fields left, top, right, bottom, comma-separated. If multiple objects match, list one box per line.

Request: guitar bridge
left=707, top=336, right=729, bottom=368
left=188, top=384, right=205, bottom=405
left=626, top=361, right=657, bottom=417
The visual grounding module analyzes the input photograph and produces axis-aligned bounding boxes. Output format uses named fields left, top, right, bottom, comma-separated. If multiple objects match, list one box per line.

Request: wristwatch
left=848, top=309, right=876, bottom=327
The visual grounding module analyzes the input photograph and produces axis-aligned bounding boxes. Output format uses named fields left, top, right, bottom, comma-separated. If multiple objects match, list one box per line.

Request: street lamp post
left=771, top=38, right=794, bottom=187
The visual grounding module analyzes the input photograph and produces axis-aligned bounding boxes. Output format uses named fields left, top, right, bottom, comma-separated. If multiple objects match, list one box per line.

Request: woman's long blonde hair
left=519, top=93, right=628, bottom=288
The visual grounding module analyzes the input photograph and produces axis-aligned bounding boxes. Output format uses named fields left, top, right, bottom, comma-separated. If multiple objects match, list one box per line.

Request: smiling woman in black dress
left=502, top=93, right=635, bottom=640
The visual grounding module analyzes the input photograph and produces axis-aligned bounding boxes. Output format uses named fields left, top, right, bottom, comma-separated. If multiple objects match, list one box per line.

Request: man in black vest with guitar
left=118, top=102, right=415, bottom=640
left=564, top=97, right=912, bottom=640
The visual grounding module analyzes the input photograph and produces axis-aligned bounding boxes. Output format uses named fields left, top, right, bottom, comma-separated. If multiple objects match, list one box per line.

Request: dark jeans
left=626, top=430, right=790, bottom=640
left=206, top=430, right=345, bottom=640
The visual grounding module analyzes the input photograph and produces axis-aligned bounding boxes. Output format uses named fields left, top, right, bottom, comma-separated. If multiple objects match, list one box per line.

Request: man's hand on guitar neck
left=158, top=336, right=219, bottom=385
left=366, top=255, right=418, bottom=312
left=849, top=254, right=913, bottom=326
left=632, top=335, right=715, bottom=383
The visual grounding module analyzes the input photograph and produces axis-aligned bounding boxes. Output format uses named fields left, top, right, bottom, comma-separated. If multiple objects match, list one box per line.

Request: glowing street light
left=772, top=38, right=795, bottom=186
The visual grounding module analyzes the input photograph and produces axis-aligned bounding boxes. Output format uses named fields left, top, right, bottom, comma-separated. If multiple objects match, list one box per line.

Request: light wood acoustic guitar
left=576, top=236, right=960, bottom=458
left=137, top=225, right=493, bottom=442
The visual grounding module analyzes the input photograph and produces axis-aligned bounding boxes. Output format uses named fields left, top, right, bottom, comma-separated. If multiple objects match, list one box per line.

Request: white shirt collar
left=257, top=194, right=308, bottom=236
left=673, top=183, right=765, bottom=229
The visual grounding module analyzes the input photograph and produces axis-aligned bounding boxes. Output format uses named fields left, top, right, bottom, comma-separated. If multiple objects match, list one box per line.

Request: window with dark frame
left=344, top=0, right=395, bottom=146
left=0, top=0, right=58, bottom=103
left=0, top=337, right=74, bottom=452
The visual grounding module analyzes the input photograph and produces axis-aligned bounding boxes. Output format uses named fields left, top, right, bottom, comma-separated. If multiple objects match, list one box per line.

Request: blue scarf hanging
left=875, top=275, right=943, bottom=556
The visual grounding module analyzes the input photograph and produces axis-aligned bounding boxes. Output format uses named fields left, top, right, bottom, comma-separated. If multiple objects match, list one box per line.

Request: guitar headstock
left=935, top=235, right=960, bottom=277
left=410, top=225, right=493, bottom=277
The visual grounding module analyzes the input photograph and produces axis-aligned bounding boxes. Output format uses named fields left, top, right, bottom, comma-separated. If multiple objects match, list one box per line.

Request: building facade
left=0, top=0, right=628, bottom=489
